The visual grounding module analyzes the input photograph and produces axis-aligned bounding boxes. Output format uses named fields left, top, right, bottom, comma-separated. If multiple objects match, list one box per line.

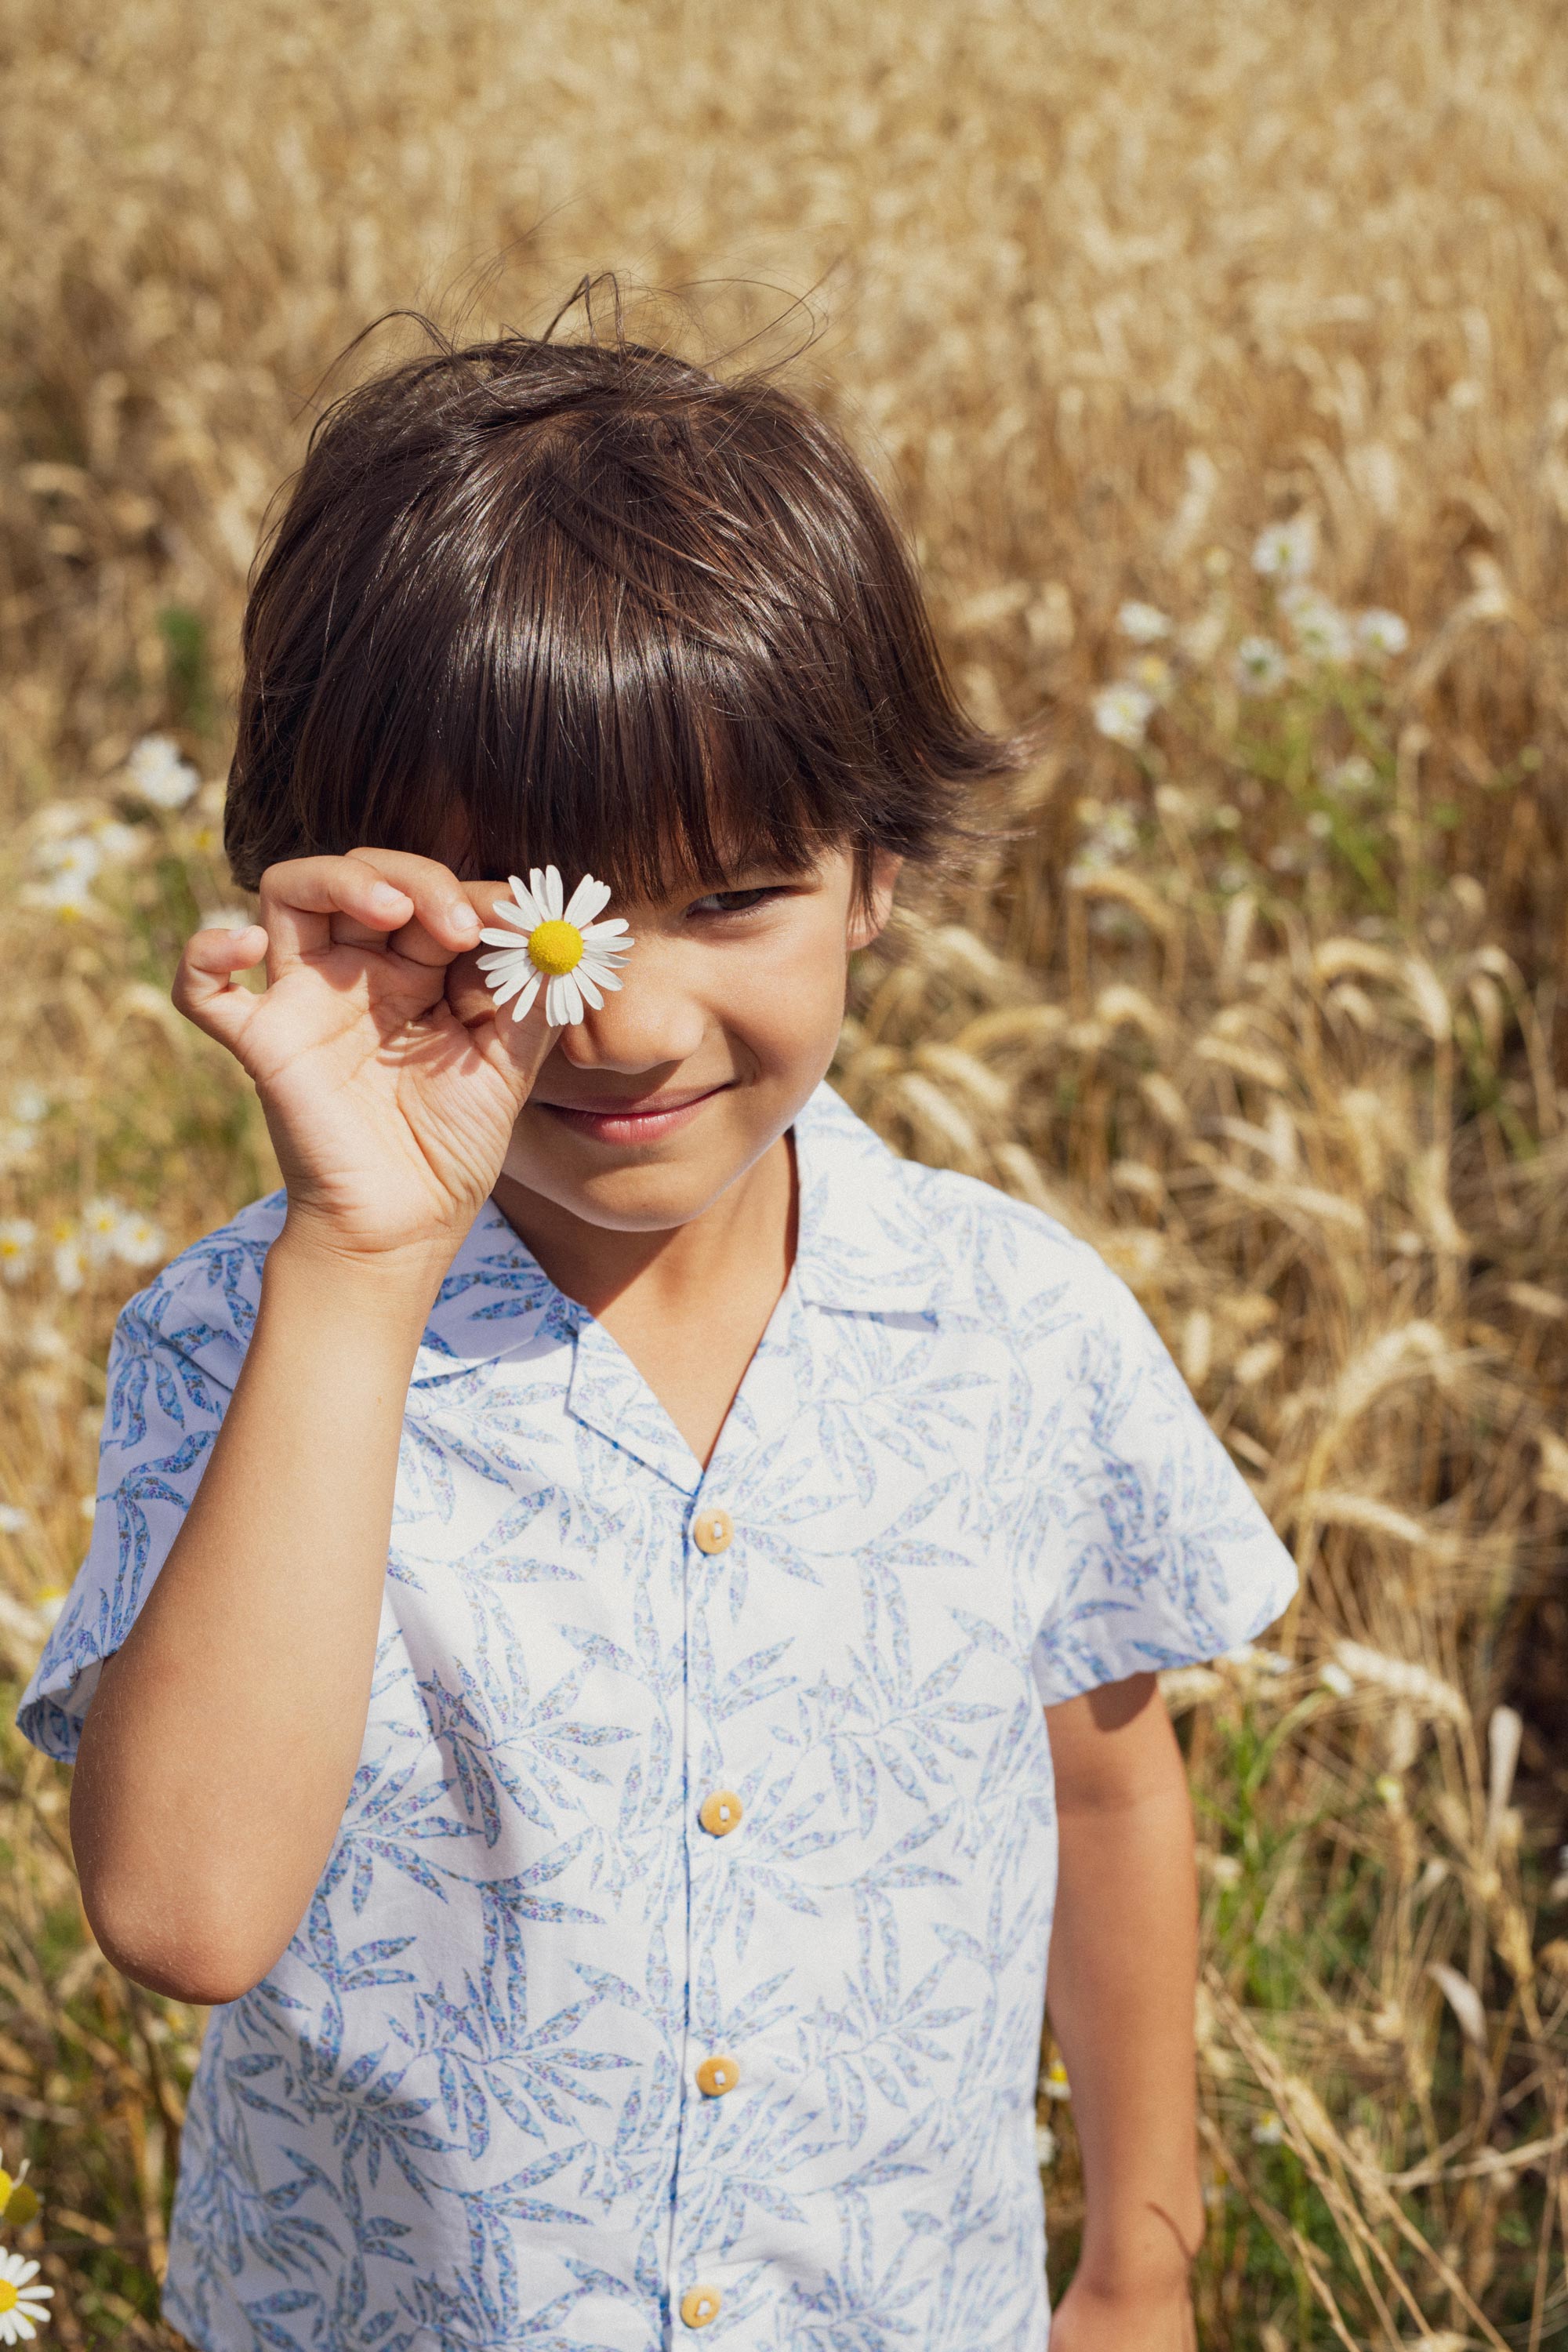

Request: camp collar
left=408, top=1079, right=957, bottom=1393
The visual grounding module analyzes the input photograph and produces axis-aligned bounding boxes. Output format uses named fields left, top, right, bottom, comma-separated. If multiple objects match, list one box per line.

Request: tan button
left=695, top=2053, right=739, bottom=2096
left=679, top=2285, right=721, bottom=2329
left=699, top=1790, right=742, bottom=1837
left=692, top=1506, right=733, bottom=1555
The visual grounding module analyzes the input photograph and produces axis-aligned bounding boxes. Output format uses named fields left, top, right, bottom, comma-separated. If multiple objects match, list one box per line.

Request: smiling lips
left=536, top=1084, right=731, bottom=1145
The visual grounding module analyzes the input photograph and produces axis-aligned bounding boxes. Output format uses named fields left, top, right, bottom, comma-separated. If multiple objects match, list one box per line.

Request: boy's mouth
left=535, top=1083, right=733, bottom=1145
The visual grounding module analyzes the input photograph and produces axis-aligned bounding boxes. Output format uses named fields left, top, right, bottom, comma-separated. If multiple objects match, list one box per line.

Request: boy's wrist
left=1073, top=2186, right=1206, bottom=2302
left=267, top=1218, right=456, bottom=1334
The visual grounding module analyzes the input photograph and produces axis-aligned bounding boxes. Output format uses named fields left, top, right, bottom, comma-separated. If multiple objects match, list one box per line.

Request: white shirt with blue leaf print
left=19, top=1081, right=1296, bottom=2352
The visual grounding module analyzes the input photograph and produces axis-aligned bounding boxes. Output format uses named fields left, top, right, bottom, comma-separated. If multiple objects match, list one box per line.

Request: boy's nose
left=557, top=948, right=709, bottom=1073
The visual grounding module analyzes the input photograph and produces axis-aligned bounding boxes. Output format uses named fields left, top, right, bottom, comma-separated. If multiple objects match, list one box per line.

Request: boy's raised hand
left=174, top=850, right=554, bottom=1269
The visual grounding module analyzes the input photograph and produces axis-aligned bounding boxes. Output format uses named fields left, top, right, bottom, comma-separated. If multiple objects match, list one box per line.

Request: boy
left=19, top=327, right=1295, bottom=2350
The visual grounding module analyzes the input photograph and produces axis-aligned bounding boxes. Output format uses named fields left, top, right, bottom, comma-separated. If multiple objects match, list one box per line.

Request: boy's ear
left=848, top=850, right=902, bottom=953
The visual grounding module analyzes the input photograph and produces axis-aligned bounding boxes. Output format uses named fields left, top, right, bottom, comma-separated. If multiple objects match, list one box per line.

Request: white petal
left=504, top=878, right=547, bottom=927
left=508, top=971, right=542, bottom=1022
left=586, top=964, right=623, bottom=993
left=581, top=916, right=630, bottom=940
left=564, top=874, right=612, bottom=926
left=478, top=921, right=532, bottom=948
left=574, top=969, right=604, bottom=1011
left=543, top=866, right=564, bottom=920
left=476, top=947, right=530, bottom=971
left=489, top=968, right=532, bottom=1007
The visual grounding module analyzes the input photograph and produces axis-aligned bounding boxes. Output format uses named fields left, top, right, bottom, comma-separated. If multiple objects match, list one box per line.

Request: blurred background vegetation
left=2, top=0, right=1566, bottom=2343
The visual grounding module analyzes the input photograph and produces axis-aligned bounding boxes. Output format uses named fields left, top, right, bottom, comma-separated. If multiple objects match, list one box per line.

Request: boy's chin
left=496, top=1154, right=757, bottom=1236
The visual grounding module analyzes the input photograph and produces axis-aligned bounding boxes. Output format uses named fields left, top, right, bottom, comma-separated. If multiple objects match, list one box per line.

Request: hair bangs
left=437, top=512, right=869, bottom=906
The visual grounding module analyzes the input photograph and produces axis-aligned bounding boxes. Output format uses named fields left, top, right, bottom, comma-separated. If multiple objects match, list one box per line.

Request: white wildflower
left=125, top=733, right=200, bottom=809
left=1251, top=2111, right=1286, bottom=2147
left=477, top=869, right=635, bottom=1027
left=1042, top=2059, right=1071, bottom=2100
left=1326, top=753, right=1377, bottom=796
left=90, top=817, right=147, bottom=865
left=51, top=1238, right=85, bottom=1293
left=80, top=1196, right=129, bottom=1265
left=1233, top=636, right=1287, bottom=693
left=0, top=1221, right=37, bottom=1283
left=11, top=1089, right=49, bottom=1127
left=0, top=2249, right=52, bottom=2343
left=1319, top=1661, right=1355, bottom=1697
left=1116, top=600, right=1171, bottom=644
left=21, top=870, right=99, bottom=921
left=111, top=1212, right=167, bottom=1269
left=1306, top=810, right=1334, bottom=840
left=0, top=1507, right=26, bottom=1536
left=1282, top=589, right=1355, bottom=665
left=1252, top=514, right=1316, bottom=581
left=33, top=831, right=102, bottom=883
left=1091, top=681, right=1156, bottom=750
left=1034, top=2122, right=1058, bottom=2167
left=1356, top=608, right=1410, bottom=659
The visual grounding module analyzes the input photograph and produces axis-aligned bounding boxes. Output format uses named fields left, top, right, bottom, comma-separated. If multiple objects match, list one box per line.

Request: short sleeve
left=16, top=1199, right=281, bottom=1762
left=1029, top=1254, right=1298, bottom=1707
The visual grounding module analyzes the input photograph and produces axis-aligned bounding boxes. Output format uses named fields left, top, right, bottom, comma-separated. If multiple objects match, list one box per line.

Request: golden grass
left=2, top=0, right=1566, bottom=2342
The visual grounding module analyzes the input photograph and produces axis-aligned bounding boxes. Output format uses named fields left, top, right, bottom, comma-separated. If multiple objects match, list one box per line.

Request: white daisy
left=1281, top=587, right=1355, bottom=665
left=1116, top=599, right=1171, bottom=644
left=476, top=869, right=634, bottom=1028
left=0, top=2249, right=52, bottom=2344
left=1252, top=514, right=1316, bottom=581
left=0, top=1221, right=36, bottom=1283
left=111, top=1211, right=167, bottom=1269
left=1091, top=680, right=1156, bottom=749
left=125, top=733, right=200, bottom=809
left=81, top=1197, right=128, bottom=1265
left=1233, top=634, right=1288, bottom=693
left=1356, top=607, right=1410, bottom=659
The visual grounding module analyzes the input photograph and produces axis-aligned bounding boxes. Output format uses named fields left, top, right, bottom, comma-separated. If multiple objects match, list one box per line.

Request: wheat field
left=2, top=0, right=1566, bottom=2343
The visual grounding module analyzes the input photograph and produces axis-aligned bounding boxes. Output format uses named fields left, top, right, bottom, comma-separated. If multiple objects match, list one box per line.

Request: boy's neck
left=492, top=1134, right=797, bottom=1469
left=491, top=1130, right=797, bottom=1327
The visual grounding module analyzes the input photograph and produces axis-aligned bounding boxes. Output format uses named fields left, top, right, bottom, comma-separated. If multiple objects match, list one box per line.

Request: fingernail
left=452, top=903, right=481, bottom=938
left=371, top=884, right=406, bottom=913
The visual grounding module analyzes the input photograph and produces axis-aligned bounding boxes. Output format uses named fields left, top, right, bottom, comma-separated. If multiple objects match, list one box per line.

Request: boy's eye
left=688, top=886, right=783, bottom=917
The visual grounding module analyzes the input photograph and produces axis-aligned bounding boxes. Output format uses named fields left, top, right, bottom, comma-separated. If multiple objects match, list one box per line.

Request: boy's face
left=452, top=846, right=899, bottom=1233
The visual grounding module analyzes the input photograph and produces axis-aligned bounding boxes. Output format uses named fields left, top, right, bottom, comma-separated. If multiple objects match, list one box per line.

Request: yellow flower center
left=527, top=920, right=585, bottom=977
left=0, top=2280, right=17, bottom=2312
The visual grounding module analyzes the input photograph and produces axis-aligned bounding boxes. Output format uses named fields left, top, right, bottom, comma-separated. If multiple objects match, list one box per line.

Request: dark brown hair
left=225, top=312, right=1018, bottom=906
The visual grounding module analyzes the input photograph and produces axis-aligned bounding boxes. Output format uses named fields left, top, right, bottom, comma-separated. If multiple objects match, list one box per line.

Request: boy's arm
left=1044, top=1672, right=1204, bottom=2352
left=71, top=1236, right=448, bottom=2005
left=68, top=851, right=554, bottom=2006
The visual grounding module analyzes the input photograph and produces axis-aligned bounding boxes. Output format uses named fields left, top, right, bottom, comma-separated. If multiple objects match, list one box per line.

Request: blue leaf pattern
left=17, top=1083, right=1295, bottom=2350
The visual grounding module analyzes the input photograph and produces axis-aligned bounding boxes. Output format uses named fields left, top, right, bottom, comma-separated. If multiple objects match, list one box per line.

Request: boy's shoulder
left=798, top=1083, right=1132, bottom=1340
left=113, top=1189, right=288, bottom=1383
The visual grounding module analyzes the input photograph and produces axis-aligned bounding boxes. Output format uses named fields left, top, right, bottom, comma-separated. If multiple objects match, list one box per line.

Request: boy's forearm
left=1046, top=1686, right=1206, bottom=2298
left=71, top=1229, right=448, bottom=2002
